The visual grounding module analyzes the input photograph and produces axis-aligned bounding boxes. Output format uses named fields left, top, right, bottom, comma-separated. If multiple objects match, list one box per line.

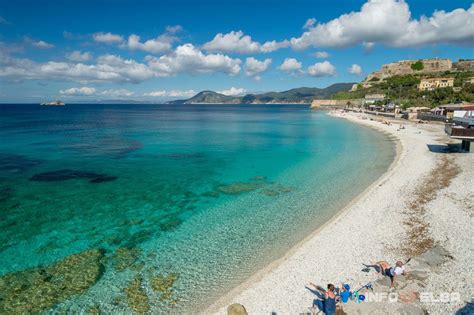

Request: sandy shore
left=210, top=111, right=473, bottom=314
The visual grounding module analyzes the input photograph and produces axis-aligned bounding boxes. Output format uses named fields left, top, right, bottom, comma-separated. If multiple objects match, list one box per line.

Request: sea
left=0, top=104, right=395, bottom=313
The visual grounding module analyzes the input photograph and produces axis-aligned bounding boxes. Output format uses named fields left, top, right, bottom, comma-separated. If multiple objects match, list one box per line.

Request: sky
left=0, top=0, right=473, bottom=103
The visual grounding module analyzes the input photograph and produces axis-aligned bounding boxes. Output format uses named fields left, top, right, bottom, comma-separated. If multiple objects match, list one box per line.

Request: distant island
left=167, top=83, right=355, bottom=105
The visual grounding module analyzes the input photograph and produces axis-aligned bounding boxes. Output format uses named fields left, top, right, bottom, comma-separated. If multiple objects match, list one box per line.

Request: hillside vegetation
left=332, top=71, right=474, bottom=108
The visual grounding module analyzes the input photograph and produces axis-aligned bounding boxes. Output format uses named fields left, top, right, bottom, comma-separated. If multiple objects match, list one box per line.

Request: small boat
left=40, top=100, right=65, bottom=106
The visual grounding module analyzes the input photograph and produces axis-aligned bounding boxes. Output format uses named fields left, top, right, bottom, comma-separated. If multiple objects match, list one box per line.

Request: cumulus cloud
left=348, top=64, right=362, bottom=75
left=303, top=18, right=316, bottom=29
left=60, top=86, right=96, bottom=95
left=307, top=61, right=336, bottom=77
left=59, top=87, right=134, bottom=97
left=32, top=40, right=54, bottom=49
left=93, top=32, right=124, bottom=44
left=144, top=90, right=196, bottom=98
left=0, top=53, right=154, bottom=83
left=261, top=40, right=290, bottom=53
left=124, top=34, right=174, bottom=54
left=217, top=87, right=247, bottom=96
left=202, top=31, right=289, bottom=54
left=314, top=51, right=330, bottom=58
left=278, top=58, right=303, bottom=73
left=290, top=0, right=474, bottom=49
left=66, top=51, right=92, bottom=62
left=146, top=43, right=241, bottom=76
left=245, top=57, right=271, bottom=77
left=100, top=89, right=134, bottom=97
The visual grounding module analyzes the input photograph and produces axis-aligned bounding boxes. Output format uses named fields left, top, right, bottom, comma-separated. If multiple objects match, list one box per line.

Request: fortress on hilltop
left=365, top=58, right=474, bottom=82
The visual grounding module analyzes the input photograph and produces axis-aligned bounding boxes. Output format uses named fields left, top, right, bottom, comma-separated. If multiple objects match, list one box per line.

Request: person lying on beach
left=374, top=260, right=407, bottom=288
left=308, top=283, right=338, bottom=315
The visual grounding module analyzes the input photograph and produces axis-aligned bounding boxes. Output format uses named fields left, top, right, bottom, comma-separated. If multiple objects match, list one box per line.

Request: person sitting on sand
left=339, top=284, right=351, bottom=303
left=375, top=260, right=406, bottom=288
left=308, top=283, right=338, bottom=315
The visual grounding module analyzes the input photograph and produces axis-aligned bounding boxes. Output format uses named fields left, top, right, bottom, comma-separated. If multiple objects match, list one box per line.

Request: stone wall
left=453, top=59, right=474, bottom=71
left=366, top=58, right=453, bottom=81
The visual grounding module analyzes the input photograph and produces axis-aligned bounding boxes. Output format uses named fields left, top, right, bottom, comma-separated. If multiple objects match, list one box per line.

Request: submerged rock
left=0, top=153, right=41, bottom=172
left=89, top=176, right=118, bottom=183
left=0, top=249, right=105, bottom=314
left=159, top=217, right=183, bottom=232
left=150, top=272, right=179, bottom=303
left=202, top=191, right=220, bottom=198
left=125, top=276, right=150, bottom=314
left=259, top=183, right=293, bottom=197
left=111, top=247, right=142, bottom=272
left=29, top=169, right=117, bottom=184
left=216, top=181, right=264, bottom=195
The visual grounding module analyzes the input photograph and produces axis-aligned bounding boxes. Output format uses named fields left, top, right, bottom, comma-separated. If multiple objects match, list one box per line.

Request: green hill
left=169, top=83, right=355, bottom=104
left=332, top=71, right=474, bottom=108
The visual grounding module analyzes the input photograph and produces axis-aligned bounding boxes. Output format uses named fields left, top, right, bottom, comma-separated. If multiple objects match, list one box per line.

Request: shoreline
left=206, top=111, right=403, bottom=314
left=209, top=111, right=473, bottom=314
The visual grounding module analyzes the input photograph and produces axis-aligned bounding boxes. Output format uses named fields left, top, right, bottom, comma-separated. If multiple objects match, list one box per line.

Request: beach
left=212, top=111, right=474, bottom=314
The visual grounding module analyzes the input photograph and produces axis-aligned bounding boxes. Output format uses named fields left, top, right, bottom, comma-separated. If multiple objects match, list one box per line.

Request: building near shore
left=310, top=99, right=363, bottom=109
left=445, top=105, right=474, bottom=152
left=364, top=94, right=386, bottom=104
left=418, top=77, right=454, bottom=91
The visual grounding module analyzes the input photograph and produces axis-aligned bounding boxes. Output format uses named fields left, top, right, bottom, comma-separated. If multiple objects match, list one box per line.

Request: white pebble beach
left=209, top=111, right=474, bottom=315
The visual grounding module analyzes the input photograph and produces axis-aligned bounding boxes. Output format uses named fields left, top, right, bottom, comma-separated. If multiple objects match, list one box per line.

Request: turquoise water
left=0, top=104, right=395, bottom=313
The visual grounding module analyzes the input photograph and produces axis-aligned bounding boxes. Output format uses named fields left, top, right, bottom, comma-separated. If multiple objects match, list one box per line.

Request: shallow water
left=0, top=104, right=395, bottom=313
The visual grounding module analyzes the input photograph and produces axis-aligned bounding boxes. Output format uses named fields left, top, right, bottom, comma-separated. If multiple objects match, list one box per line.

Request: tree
left=411, top=61, right=424, bottom=71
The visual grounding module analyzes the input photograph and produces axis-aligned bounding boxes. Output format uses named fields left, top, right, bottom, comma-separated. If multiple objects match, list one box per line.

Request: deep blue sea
left=0, top=104, right=395, bottom=313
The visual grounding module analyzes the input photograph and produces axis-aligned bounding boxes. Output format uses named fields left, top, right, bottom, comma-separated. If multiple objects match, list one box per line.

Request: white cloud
left=60, top=87, right=96, bottom=95
left=124, top=34, right=175, bottom=54
left=66, top=51, right=92, bottom=62
left=100, top=89, right=134, bottom=97
left=165, top=25, right=183, bottom=34
left=59, top=87, right=134, bottom=98
left=290, top=1, right=474, bottom=49
left=348, top=64, right=362, bottom=75
left=32, top=40, right=54, bottom=49
left=303, top=18, right=316, bottom=29
left=314, top=51, right=330, bottom=58
left=307, top=61, right=336, bottom=77
left=202, top=31, right=289, bottom=54
left=278, top=58, right=302, bottom=72
left=245, top=57, right=271, bottom=77
left=260, top=40, right=290, bottom=53
left=144, top=90, right=196, bottom=98
left=0, top=53, right=155, bottom=83
left=217, top=87, right=246, bottom=96
left=362, top=41, right=375, bottom=51
left=146, top=43, right=241, bottom=76
left=93, top=32, right=124, bottom=44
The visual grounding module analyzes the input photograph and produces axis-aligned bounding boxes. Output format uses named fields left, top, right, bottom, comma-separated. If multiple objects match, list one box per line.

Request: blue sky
left=0, top=0, right=473, bottom=102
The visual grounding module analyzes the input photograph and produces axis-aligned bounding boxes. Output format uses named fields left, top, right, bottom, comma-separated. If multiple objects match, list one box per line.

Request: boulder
left=227, top=303, right=248, bottom=315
